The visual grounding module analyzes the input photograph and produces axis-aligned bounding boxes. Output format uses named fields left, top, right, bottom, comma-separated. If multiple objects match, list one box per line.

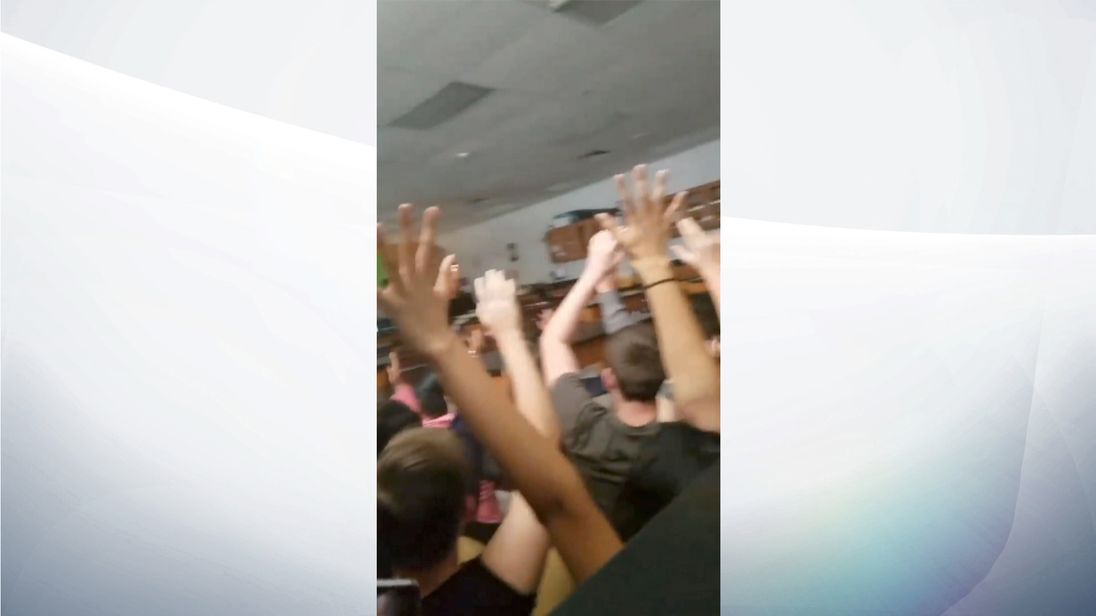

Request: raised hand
left=672, top=215, right=721, bottom=314
left=386, top=350, right=403, bottom=385
left=465, top=327, right=486, bottom=355
left=535, top=308, right=555, bottom=332
left=584, top=230, right=623, bottom=282
left=596, top=164, right=687, bottom=269
left=436, top=259, right=461, bottom=300
left=377, top=204, right=459, bottom=358
left=671, top=217, right=719, bottom=276
left=475, top=269, right=521, bottom=336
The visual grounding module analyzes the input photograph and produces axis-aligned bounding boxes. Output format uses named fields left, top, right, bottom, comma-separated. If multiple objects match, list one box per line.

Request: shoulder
left=551, top=372, right=607, bottom=415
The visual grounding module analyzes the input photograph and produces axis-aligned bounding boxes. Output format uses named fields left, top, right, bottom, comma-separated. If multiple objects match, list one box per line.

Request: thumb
left=670, top=244, right=695, bottom=265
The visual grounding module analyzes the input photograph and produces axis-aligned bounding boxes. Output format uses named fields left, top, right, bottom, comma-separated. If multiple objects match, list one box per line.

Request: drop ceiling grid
left=378, top=0, right=720, bottom=230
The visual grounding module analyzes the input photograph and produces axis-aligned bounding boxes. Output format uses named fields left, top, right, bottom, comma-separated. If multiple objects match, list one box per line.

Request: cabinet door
left=546, top=225, right=585, bottom=263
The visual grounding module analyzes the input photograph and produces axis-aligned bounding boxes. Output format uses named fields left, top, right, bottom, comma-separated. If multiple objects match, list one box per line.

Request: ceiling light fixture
left=578, top=149, right=610, bottom=159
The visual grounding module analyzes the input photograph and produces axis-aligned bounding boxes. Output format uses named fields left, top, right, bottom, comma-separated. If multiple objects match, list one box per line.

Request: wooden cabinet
left=546, top=225, right=586, bottom=263
left=546, top=217, right=601, bottom=263
left=545, top=179, right=719, bottom=262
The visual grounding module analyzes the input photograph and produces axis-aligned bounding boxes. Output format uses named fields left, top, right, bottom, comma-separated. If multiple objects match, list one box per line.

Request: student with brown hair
left=538, top=230, right=666, bottom=526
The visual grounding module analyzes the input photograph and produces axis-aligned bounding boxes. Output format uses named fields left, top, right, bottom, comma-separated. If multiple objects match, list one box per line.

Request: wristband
left=643, top=277, right=677, bottom=290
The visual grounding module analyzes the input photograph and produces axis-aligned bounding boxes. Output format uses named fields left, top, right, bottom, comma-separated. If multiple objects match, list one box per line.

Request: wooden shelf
left=544, top=179, right=719, bottom=263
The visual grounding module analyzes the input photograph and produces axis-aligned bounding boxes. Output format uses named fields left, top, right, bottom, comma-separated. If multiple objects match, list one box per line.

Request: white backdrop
left=725, top=0, right=1096, bottom=236
left=721, top=220, right=1096, bottom=614
left=2, top=35, right=373, bottom=614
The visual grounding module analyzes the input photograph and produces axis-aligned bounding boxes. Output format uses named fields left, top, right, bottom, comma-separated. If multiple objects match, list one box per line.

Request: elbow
left=539, top=329, right=565, bottom=350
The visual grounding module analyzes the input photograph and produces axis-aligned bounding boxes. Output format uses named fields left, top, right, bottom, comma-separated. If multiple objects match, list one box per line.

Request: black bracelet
left=643, top=277, right=677, bottom=290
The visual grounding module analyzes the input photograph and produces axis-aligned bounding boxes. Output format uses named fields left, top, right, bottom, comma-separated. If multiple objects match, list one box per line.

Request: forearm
left=597, top=286, right=641, bottom=335
left=699, top=263, right=720, bottom=315
left=634, top=258, right=720, bottom=431
left=541, top=269, right=601, bottom=343
left=494, top=329, right=560, bottom=442
left=429, top=334, right=588, bottom=522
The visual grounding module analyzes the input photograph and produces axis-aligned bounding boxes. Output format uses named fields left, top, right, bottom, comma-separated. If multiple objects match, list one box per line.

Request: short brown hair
left=378, top=429, right=470, bottom=571
left=605, top=322, right=665, bottom=402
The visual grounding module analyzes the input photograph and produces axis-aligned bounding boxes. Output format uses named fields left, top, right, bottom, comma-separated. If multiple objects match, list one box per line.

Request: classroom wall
left=437, top=139, right=720, bottom=284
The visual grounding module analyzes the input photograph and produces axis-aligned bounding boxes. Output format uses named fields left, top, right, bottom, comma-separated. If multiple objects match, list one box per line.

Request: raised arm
left=671, top=217, right=721, bottom=315
left=597, top=165, right=720, bottom=433
left=473, top=269, right=563, bottom=591
left=539, top=230, right=621, bottom=387
left=385, top=350, right=422, bottom=415
left=378, top=205, right=621, bottom=583
left=595, top=261, right=650, bottom=335
left=476, top=270, right=560, bottom=442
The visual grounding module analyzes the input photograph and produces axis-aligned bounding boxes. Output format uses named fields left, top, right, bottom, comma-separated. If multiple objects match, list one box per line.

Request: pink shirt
left=390, top=383, right=422, bottom=415
left=390, top=383, right=500, bottom=523
left=422, top=413, right=455, bottom=429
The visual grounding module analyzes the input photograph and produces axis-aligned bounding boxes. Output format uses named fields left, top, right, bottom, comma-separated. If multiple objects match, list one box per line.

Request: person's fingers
left=613, top=174, right=635, bottom=220
left=483, top=269, right=496, bottom=299
left=651, top=168, right=669, bottom=209
left=596, top=212, right=623, bottom=242
left=670, top=243, right=696, bottom=265
left=378, top=223, right=403, bottom=294
left=676, top=215, right=704, bottom=246
left=416, top=206, right=440, bottom=274
left=632, top=164, right=650, bottom=220
left=664, top=191, right=688, bottom=224
left=434, top=253, right=457, bottom=297
left=473, top=275, right=486, bottom=303
left=397, top=204, right=415, bottom=281
left=449, top=262, right=460, bottom=297
left=377, top=287, right=394, bottom=315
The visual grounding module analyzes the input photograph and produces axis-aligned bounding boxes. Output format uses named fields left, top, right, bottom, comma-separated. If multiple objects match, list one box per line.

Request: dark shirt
left=612, top=421, right=720, bottom=540
left=553, top=464, right=720, bottom=616
left=551, top=373, right=661, bottom=525
left=421, top=557, right=535, bottom=616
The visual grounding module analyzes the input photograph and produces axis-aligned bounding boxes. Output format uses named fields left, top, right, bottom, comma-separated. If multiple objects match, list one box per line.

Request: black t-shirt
left=612, top=421, right=720, bottom=541
left=420, top=557, right=535, bottom=616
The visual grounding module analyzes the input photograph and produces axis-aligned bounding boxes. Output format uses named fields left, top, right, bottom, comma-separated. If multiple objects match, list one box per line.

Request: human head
left=378, top=428, right=471, bottom=572
left=602, top=322, right=665, bottom=402
left=415, top=373, right=449, bottom=418
left=377, top=399, right=421, bottom=455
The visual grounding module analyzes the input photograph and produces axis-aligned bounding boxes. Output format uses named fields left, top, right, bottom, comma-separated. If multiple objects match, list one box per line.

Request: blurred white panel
left=721, top=219, right=1096, bottom=614
left=724, top=0, right=1096, bottom=234
left=0, top=0, right=373, bottom=144
left=2, top=35, right=373, bottom=614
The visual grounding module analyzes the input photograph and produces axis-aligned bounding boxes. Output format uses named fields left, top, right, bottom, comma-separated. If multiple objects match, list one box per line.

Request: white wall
left=2, top=36, right=373, bottom=615
left=437, top=139, right=720, bottom=284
